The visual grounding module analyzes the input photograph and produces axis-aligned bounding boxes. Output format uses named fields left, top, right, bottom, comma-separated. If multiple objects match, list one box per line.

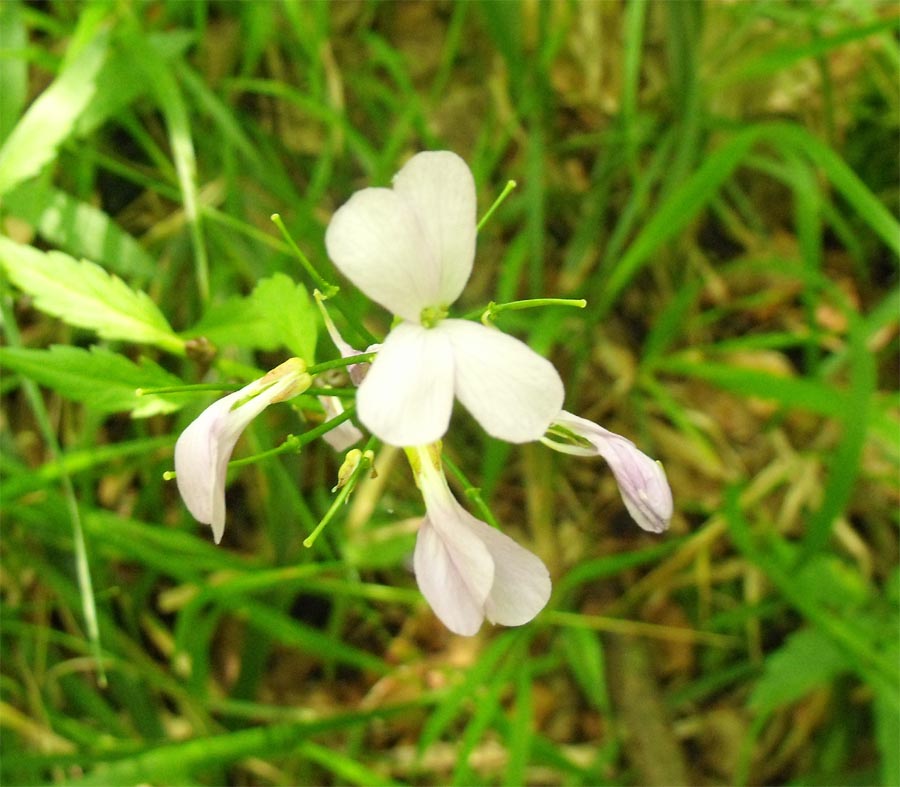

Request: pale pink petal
left=442, top=319, right=564, bottom=443
left=319, top=395, right=363, bottom=451
left=325, top=187, right=439, bottom=323
left=413, top=515, right=493, bottom=636
left=314, top=292, right=372, bottom=385
left=392, top=151, right=477, bottom=306
left=551, top=411, right=673, bottom=533
left=465, top=515, right=552, bottom=626
left=356, top=322, right=455, bottom=446
left=174, top=360, right=308, bottom=543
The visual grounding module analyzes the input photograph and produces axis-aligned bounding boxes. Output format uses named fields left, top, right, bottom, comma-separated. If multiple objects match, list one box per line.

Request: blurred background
left=1, top=1, right=898, bottom=785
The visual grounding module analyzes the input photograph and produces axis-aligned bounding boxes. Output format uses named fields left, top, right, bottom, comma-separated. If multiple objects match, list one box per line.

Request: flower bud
left=543, top=411, right=673, bottom=533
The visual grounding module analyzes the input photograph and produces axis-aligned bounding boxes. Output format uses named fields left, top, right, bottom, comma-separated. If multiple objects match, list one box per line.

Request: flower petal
left=319, top=395, right=363, bottom=452
left=553, top=411, right=673, bottom=533
left=357, top=322, right=455, bottom=446
left=315, top=292, right=372, bottom=384
left=413, top=515, right=493, bottom=636
left=464, top=515, right=552, bottom=627
left=325, top=187, right=439, bottom=323
left=392, top=151, right=476, bottom=306
left=443, top=319, right=564, bottom=443
left=174, top=360, right=309, bottom=543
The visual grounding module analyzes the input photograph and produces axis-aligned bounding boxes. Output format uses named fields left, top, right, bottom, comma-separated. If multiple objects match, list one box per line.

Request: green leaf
left=0, top=25, right=109, bottom=195
left=0, top=345, right=185, bottom=418
left=6, top=180, right=156, bottom=278
left=119, top=24, right=208, bottom=300
left=875, top=690, right=900, bottom=787
left=560, top=626, right=610, bottom=714
left=188, top=273, right=317, bottom=361
left=251, top=272, right=317, bottom=362
left=0, top=0, right=27, bottom=143
left=763, top=123, right=900, bottom=259
left=419, top=632, right=515, bottom=753
left=593, top=126, right=763, bottom=320
left=299, top=741, right=401, bottom=787
left=655, top=356, right=850, bottom=417
left=722, top=18, right=897, bottom=83
left=75, top=30, right=195, bottom=136
left=0, top=237, right=184, bottom=353
left=2, top=435, right=174, bottom=500
left=749, top=627, right=852, bottom=714
left=187, top=294, right=272, bottom=349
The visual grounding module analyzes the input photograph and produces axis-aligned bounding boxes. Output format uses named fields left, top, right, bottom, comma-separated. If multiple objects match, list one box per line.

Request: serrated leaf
left=0, top=26, right=108, bottom=195
left=187, top=273, right=317, bottom=361
left=6, top=180, right=156, bottom=278
left=251, top=273, right=317, bottom=362
left=749, top=627, right=852, bottom=714
left=187, top=295, right=279, bottom=351
left=0, top=237, right=183, bottom=353
left=0, top=345, right=185, bottom=418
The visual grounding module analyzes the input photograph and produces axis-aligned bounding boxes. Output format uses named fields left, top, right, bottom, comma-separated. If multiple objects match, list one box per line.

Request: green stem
left=307, top=353, right=376, bottom=376
left=270, top=215, right=377, bottom=346
left=442, top=453, right=501, bottom=529
left=463, top=297, right=587, bottom=323
left=229, top=405, right=358, bottom=468
left=270, top=213, right=338, bottom=296
left=137, top=382, right=240, bottom=396
left=304, top=435, right=379, bottom=548
left=305, top=387, right=358, bottom=398
left=477, top=179, right=517, bottom=232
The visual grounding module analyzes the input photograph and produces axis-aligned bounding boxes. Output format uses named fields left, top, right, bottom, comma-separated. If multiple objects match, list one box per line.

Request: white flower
left=325, top=151, right=564, bottom=447
left=174, top=358, right=311, bottom=543
left=408, top=444, right=551, bottom=636
left=542, top=410, right=673, bottom=533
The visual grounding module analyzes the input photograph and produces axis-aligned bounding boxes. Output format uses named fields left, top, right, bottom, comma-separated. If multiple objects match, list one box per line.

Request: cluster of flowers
left=175, top=152, right=672, bottom=636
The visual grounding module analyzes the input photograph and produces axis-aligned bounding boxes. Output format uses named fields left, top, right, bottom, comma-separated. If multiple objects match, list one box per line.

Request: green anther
left=420, top=304, right=449, bottom=328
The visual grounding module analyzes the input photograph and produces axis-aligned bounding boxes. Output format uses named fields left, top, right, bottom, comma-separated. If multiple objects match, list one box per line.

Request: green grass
left=2, top=1, right=898, bottom=785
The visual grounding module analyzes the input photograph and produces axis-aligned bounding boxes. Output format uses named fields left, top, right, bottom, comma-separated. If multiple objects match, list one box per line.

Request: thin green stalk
left=466, top=297, right=587, bottom=323
left=442, top=453, right=500, bottom=529
left=1, top=296, right=106, bottom=685
left=270, top=213, right=337, bottom=296
left=231, top=405, right=358, bottom=469
left=271, top=214, right=377, bottom=346
left=304, top=436, right=378, bottom=548
left=307, top=353, right=376, bottom=376
left=477, top=179, right=517, bottom=232
left=137, top=382, right=240, bottom=396
left=305, top=387, right=357, bottom=398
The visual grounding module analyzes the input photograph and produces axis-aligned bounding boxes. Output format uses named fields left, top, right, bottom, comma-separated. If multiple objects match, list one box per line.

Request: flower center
left=419, top=304, right=449, bottom=328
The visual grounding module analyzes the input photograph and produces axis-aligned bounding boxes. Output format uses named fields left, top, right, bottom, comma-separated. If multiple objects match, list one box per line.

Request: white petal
left=392, top=151, right=476, bottom=306
left=414, top=516, right=493, bottom=636
left=174, top=360, right=308, bottom=543
left=356, top=322, right=455, bottom=446
left=553, top=411, right=673, bottom=533
left=325, top=187, right=439, bottom=322
left=443, top=319, right=564, bottom=443
left=463, top=515, right=552, bottom=627
left=319, top=396, right=363, bottom=452
left=598, top=433, right=673, bottom=533
left=174, top=390, right=262, bottom=543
